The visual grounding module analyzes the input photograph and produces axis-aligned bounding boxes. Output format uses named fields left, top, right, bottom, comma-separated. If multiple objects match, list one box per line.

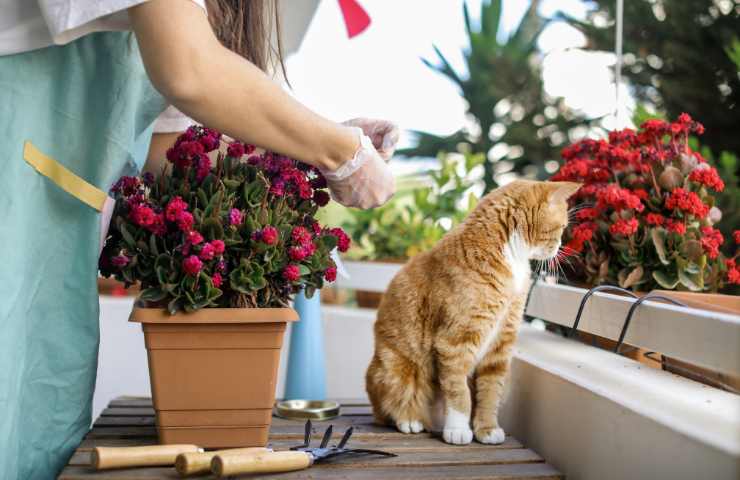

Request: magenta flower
left=269, top=179, right=285, bottom=196
left=261, top=226, right=279, bottom=245
left=211, top=239, right=225, bottom=255
left=288, top=246, right=308, bottom=261
left=165, top=196, right=188, bottom=221
left=329, top=228, right=351, bottom=252
left=129, top=204, right=155, bottom=227
left=227, top=142, right=245, bottom=158
left=176, top=211, right=194, bottom=232
left=182, top=255, right=203, bottom=276
left=111, top=255, right=130, bottom=267
left=212, top=272, right=223, bottom=288
left=195, top=154, right=212, bottom=182
left=186, top=230, right=204, bottom=245
left=291, top=226, right=312, bottom=246
left=229, top=208, right=243, bottom=226
left=282, top=264, right=301, bottom=282
left=199, top=243, right=215, bottom=261
left=324, top=266, right=337, bottom=282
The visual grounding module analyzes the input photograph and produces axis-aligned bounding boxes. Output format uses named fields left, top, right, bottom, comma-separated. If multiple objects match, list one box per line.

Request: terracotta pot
left=129, top=306, right=298, bottom=448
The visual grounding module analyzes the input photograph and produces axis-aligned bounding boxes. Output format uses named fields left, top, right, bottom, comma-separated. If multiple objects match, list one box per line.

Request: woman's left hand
left=342, top=118, right=400, bottom=161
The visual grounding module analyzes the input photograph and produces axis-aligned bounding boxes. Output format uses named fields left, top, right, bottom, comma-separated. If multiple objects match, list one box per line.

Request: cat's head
left=487, top=180, right=581, bottom=261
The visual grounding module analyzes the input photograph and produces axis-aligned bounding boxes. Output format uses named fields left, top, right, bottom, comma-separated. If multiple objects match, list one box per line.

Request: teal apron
left=0, top=32, right=167, bottom=479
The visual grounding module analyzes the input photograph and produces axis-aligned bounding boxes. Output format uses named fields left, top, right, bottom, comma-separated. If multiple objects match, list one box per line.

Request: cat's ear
left=547, top=182, right=582, bottom=204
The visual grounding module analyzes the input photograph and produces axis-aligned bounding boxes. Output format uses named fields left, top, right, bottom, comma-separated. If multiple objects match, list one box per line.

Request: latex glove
left=342, top=118, right=400, bottom=161
left=321, top=127, right=395, bottom=209
left=99, top=196, right=115, bottom=256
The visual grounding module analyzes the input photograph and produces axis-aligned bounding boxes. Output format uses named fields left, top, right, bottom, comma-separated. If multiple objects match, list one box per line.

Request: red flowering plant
left=99, top=126, right=349, bottom=314
left=552, top=114, right=739, bottom=292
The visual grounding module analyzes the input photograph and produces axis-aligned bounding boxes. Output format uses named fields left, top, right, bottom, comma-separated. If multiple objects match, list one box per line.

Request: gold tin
left=275, top=400, right=340, bottom=421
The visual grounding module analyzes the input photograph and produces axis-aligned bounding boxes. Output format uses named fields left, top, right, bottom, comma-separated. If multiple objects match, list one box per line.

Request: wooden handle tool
left=211, top=451, right=313, bottom=477
left=92, top=445, right=202, bottom=470
left=175, top=447, right=268, bottom=477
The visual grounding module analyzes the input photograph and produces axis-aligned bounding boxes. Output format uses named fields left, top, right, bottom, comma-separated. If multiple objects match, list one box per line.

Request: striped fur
left=365, top=180, right=580, bottom=445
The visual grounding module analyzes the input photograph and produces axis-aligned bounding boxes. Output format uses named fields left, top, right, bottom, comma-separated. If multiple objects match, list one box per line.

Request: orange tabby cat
left=366, top=180, right=580, bottom=445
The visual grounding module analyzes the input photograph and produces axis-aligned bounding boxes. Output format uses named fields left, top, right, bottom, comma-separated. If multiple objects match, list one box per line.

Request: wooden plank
left=69, top=448, right=543, bottom=468
left=60, top=462, right=562, bottom=479
left=101, top=408, right=153, bottom=417
left=108, top=397, right=371, bottom=409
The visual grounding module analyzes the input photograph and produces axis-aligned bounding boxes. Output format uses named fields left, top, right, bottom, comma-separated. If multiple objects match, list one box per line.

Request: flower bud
left=679, top=153, right=697, bottom=174
left=658, top=166, right=683, bottom=190
left=708, top=206, right=722, bottom=224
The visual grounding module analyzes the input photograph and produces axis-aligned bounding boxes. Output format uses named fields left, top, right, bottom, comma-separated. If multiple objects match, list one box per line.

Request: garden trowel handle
left=212, top=450, right=313, bottom=477
left=92, top=444, right=201, bottom=470
left=175, top=447, right=268, bottom=476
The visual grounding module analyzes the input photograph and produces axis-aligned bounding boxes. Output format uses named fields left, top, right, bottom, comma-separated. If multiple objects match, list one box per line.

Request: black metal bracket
left=613, top=294, right=686, bottom=354
left=568, top=285, right=638, bottom=338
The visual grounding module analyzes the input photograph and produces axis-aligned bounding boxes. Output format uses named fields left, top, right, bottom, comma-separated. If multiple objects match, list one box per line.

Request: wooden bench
left=59, top=397, right=563, bottom=479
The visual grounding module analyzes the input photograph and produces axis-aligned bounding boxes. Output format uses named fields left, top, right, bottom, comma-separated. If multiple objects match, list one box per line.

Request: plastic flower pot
left=129, top=306, right=298, bottom=448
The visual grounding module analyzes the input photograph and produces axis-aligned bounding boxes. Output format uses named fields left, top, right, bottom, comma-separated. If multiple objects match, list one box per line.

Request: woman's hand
left=320, top=127, right=395, bottom=209
left=341, top=118, right=400, bottom=161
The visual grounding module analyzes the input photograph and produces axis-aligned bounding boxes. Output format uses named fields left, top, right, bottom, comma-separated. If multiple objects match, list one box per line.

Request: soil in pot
left=130, top=306, right=297, bottom=448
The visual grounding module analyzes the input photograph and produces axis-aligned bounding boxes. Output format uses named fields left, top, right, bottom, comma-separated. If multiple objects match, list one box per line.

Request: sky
left=285, top=0, right=634, bottom=152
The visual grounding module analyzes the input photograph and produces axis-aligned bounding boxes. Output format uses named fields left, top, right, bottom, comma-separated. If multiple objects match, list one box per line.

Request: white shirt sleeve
left=36, top=0, right=206, bottom=46
left=153, top=105, right=198, bottom=133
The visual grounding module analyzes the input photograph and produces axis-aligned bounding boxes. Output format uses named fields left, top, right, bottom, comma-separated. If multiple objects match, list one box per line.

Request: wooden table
left=59, top=397, right=563, bottom=479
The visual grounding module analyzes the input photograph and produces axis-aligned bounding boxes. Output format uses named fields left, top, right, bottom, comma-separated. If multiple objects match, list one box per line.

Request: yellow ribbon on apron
left=23, top=141, right=107, bottom=211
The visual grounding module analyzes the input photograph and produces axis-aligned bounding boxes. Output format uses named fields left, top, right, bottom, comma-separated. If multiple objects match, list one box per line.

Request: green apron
left=0, top=32, right=167, bottom=479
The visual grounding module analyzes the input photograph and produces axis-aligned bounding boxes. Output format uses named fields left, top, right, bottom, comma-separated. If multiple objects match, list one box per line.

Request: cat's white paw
left=443, top=426, right=473, bottom=445
left=396, top=420, right=424, bottom=434
left=475, top=427, right=505, bottom=444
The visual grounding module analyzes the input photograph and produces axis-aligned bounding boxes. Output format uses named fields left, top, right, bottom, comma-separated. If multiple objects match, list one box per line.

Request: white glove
left=342, top=118, right=400, bottom=161
left=321, top=127, right=395, bottom=209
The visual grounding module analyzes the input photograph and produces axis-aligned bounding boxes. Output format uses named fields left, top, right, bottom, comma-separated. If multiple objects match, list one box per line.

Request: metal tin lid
left=275, top=400, right=340, bottom=421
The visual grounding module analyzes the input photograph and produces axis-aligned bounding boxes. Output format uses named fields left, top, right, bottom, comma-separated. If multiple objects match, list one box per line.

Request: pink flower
left=288, top=246, right=308, bottom=261
left=111, top=255, right=130, bottom=267
left=292, top=227, right=312, bottom=246
left=269, top=179, right=285, bottom=196
left=229, top=208, right=243, bottom=226
left=129, top=204, right=155, bottom=226
left=211, top=239, right=225, bottom=255
left=282, top=264, right=301, bottom=282
left=734, top=230, right=740, bottom=244
left=166, top=196, right=188, bottom=221
left=148, top=213, right=167, bottom=236
left=176, top=211, right=194, bottom=231
left=186, top=230, right=204, bottom=245
left=324, top=266, right=337, bottom=282
left=212, top=273, right=223, bottom=288
left=195, top=154, right=211, bottom=182
left=329, top=228, right=351, bottom=252
left=227, top=142, right=245, bottom=158
left=183, top=255, right=203, bottom=276
left=261, top=226, right=279, bottom=245
left=199, top=242, right=215, bottom=261
left=199, top=134, right=220, bottom=152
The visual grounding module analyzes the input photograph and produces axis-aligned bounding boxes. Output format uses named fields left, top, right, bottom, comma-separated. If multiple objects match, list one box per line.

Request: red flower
left=324, top=266, right=337, bottom=282
left=199, top=243, right=215, bottom=261
left=176, top=211, right=194, bottom=232
left=665, top=188, right=709, bottom=218
left=329, top=228, right=351, bottom=252
left=130, top=204, right=155, bottom=227
left=646, top=213, right=665, bottom=226
left=148, top=213, right=167, bottom=236
left=227, top=142, right=245, bottom=158
left=292, top=227, right=312, bottom=246
left=665, top=220, right=686, bottom=235
left=734, top=230, right=740, bottom=244
left=700, top=226, right=723, bottom=260
left=186, top=230, right=204, bottom=245
left=313, top=190, right=331, bottom=206
left=288, top=246, right=309, bottom=261
left=575, top=208, right=598, bottom=221
left=260, top=226, right=279, bottom=245
left=211, top=239, right=225, bottom=255
left=195, top=154, right=212, bottom=182
left=183, top=255, right=203, bottom=276
left=282, top=264, right=301, bottom=282
left=596, top=185, right=644, bottom=212
left=728, top=268, right=740, bottom=285
left=212, top=273, right=223, bottom=288
left=165, top=196, right=188, bottom=221
left=609, top=218, right=639, bottom=237
left=689, top=167, right=724, bottom=192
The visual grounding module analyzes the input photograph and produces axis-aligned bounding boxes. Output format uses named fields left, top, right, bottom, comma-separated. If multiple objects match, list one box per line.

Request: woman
left=0, top=1, right=397, bottom=478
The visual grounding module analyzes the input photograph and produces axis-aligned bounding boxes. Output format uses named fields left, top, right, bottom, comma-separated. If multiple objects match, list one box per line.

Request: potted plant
left=552, top=113, right=739, bottom=296
left=99, top=126, right=349, bottom=448
left=343, top=152, right=481, bottom=307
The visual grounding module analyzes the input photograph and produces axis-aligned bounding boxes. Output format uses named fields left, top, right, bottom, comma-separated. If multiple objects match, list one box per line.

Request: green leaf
left=140, top=287, right=167, bottom=303
left=652, top=270, right=679, bottom=289
left=650, top=228, right=670, bottom=265
left=167, top=296, right=181, bottom=315
left=299, top=265, right=311, bottom=276
left=621, top=265, right=644, bottom=289
left=120, top=223, right=136, bottom=248
left=320, top=235, right=338, bottom=250
left=149, top=235, right=159, bottom=256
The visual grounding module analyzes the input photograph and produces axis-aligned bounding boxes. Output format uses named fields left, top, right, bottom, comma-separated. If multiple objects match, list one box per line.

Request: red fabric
left=338, top=0, right=371, bottom=38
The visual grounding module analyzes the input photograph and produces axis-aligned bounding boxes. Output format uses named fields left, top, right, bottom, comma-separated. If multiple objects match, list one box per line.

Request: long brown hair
left=206, top=0, right=287, bottom=78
